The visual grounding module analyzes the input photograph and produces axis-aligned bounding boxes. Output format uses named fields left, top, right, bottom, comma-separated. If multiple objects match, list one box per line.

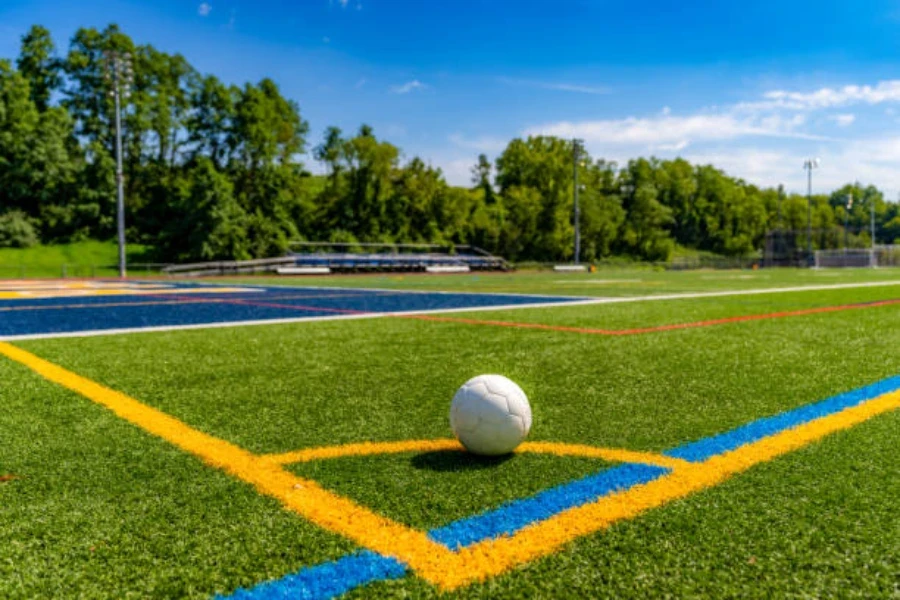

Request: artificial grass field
left=220, top=265, right=900, bottom=296
left=1, top=271, right=899, bottom=598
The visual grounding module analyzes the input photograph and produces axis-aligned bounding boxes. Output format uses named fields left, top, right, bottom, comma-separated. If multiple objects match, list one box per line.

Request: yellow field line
left=516, top=441, right=690, bottom=470
left=3, top=339, right=897, bottom=591
left=262, top=439, right=687, bottom=470
left=0, top=287, right=253, bottom=300
left=0, top=341, right=457, bottom=578
left=437, top=389, right=900, bottom=589
left=261, top=439, right=466, bottom=464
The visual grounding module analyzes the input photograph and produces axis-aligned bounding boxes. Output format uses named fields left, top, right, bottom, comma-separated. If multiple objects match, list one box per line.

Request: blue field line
left=428, top=463, right=667, bottom=549
left=220, top=464, right=667, bottom=600
left=220, top=551, right=406, bottom=600
left=664, top=374, right=900, bottom=462
left=219, top=372, right=900, bottom=600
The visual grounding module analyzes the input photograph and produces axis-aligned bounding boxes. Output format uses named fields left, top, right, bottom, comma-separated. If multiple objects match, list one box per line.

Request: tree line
left=2, top=24, right=900, bottom=263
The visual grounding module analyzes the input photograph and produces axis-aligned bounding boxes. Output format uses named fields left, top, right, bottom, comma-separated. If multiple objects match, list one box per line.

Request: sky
left=3, top=0, right=900, bottom=197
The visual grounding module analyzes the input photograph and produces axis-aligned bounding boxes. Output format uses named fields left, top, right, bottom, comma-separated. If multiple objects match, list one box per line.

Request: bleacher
left=163, top=243, right=509, bottom=277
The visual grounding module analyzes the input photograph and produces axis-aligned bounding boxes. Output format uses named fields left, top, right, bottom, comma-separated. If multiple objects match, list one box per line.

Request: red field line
left=405, top=298, right=900, bottom=336
left=154, top=294, right=370, bottom=315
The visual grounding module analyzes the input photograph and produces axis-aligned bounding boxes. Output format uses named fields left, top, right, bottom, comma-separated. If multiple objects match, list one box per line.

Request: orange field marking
left=406, top=297, right=900, bottom=337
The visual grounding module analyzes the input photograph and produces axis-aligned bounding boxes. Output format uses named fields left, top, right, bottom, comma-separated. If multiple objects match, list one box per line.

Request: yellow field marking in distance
left=0, top=281, right=258, bottom=300
left=1, top=340, right=898, bottom=591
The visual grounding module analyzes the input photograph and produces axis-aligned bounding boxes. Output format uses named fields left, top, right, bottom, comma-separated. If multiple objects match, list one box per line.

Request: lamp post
left=803, top=158, right=820, bottom=266
left=104, top=50, right=134, bottom=279
left=572, top=139, right=584, bottom=265
left=844, top=192, right=853, bottom=251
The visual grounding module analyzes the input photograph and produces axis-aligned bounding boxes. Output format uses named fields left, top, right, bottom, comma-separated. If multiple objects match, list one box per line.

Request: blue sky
left=3, top=0, right=900, bottom=196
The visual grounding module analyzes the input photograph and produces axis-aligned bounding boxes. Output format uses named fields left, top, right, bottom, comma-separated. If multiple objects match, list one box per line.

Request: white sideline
left=2, top=279, right=900, bottom=341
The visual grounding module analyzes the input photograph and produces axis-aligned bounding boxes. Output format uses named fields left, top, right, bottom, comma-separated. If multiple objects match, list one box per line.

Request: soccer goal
left=814, top=246, right=900, bottom=268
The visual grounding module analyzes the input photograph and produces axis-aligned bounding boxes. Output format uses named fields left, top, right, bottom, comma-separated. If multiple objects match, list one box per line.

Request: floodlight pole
left=870, top=198, right=876, bottom=250
left=113, top=79, right=126, bottom=278
left=573, top=139, right=583, bottom=265
left=105, top=51, right=133, bottom=279
left=844, top=192, right=852, bottom=251
left=803, top=159, right=818, bottom=266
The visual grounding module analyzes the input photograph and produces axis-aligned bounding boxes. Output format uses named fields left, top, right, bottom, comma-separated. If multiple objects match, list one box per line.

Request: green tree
left=16, top=25, right=61, bottom=112
left=617, top=159, right=674, bottom=261
left=157, top=158, right=248, bottom=261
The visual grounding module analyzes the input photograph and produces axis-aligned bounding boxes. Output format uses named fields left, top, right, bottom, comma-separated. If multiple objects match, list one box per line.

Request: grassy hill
left=0, top=241, right=151, bottom=278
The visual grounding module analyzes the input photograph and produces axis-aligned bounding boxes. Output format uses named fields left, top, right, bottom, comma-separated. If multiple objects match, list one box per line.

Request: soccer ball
left=450, top=375, right=532, bottom=456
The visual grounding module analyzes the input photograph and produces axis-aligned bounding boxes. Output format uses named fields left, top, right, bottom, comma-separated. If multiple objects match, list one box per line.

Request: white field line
left=2, top=279, right=899, bottom=341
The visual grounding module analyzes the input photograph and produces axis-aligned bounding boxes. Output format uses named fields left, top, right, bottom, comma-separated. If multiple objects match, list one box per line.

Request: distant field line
left=407, top=297, right=900, bottom=337
left=3, top=279, right=900, bottom=341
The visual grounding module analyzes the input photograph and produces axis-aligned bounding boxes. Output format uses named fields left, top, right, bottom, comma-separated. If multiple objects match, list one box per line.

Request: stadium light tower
left=844, top=192, right=853, bottom=251
left=104, top=50, right=134, bottom=279
left=803, top=158, right=820, bottom=266
left=572, top=139, right=584, bottom=265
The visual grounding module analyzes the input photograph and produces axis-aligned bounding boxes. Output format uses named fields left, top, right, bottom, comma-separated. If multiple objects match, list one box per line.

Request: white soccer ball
left=450, top=375, right=532, bottom=456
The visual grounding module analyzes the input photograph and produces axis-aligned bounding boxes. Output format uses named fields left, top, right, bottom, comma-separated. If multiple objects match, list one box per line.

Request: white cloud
left=390, top=80, right=427, bottom=94
left=439, top=158, right=477, bottom=187
left=498, top=77, right=608, bottom=96
left=449, top=134, right=507, bottom=153
left=736, top=80, right=900, bottom=112
left=525, top=112, right=823, bottom=150
left=198, top=2, right=211, bottom=16
left=680, top=137, right=900, bottom=198
left=828, top=113, right=856, bottom=127
left=354, top=78, right=367, bottom=89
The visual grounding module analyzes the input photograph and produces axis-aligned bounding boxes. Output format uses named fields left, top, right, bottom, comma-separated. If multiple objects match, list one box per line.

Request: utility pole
left=104, top=51, right=134, bottom=279
left=803, top=158, right=819, bottom=266
left=573, top=139, right=583, bottom=265
left=844, top=192, right=852, bottom=251
left=870, top=196, right=876, bottom=250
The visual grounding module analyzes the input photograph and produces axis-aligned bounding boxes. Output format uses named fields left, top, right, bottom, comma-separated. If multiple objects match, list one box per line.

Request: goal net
left=814, top=246, right=900, bottom=268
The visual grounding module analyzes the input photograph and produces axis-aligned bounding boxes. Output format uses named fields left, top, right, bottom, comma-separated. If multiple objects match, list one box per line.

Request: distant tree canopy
left=2, top=23, right=900, bottom=261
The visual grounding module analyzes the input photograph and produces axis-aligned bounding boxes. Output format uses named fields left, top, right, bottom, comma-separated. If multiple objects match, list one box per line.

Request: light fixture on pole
left=572, top=138, right=584, bottom=265
left=104, top=50, right=134, bottom=279
left=802, top=158, right=820, bottom=266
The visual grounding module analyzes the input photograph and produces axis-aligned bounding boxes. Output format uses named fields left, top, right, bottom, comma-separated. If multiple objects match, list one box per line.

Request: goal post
left=813, top=247, right=900, bottom=268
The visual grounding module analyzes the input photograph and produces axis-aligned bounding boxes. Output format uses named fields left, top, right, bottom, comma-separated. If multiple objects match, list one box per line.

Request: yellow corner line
left=516, top=441, right=690, bottom=470
left=261, top=439, right=465, bottom=465
left=0, top=342, right=456, bottom=579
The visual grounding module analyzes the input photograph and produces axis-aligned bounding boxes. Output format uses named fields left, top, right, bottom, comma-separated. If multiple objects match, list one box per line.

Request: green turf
left=290, top=453, right=612, bottom=531
left=1, top=276, right=899, bottom=598
left=218, top=266, right=900, bottom=297
left=0, top=241, right=150, bottom=278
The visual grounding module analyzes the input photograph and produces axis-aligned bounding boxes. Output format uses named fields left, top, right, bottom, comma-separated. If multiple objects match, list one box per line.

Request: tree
left=617, top=159, right=674, bottom=261
left=496, top=136, right=578, bottom=260
left=16, top=25, right=61, bottom=112
left=186, top=74, right=235, bottom=168
left=471, top=153, right=495, bottom=204
left=157, top=158, right=248, bottom=261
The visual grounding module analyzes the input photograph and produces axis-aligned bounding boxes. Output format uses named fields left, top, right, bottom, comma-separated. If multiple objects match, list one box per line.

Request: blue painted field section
left=0, top=280, right=580, bottom=338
